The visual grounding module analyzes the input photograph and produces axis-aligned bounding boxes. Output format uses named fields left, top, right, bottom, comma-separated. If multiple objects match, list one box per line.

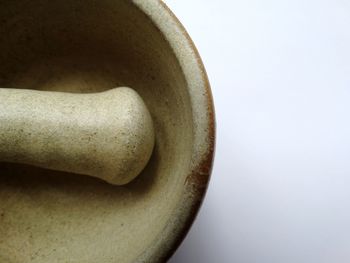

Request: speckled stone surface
left=0, top=87, right=155, bottom=185
left=0, top=0, right=215, bottom=262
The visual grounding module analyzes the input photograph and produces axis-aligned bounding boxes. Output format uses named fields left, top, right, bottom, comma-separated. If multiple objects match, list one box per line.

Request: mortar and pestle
left=0, top=1, right=215, bottom=262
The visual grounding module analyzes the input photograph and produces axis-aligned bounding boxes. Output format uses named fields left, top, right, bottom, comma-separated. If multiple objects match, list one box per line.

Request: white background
left=165, top=1, right=350, bottom=263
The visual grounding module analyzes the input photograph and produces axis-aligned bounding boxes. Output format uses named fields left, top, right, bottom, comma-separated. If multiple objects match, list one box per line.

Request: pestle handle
left=0, top=87, right=155, bottom=185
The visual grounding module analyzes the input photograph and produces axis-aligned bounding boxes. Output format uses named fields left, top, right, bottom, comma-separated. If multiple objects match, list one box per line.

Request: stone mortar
left=0, top=0, right=215, bottom=262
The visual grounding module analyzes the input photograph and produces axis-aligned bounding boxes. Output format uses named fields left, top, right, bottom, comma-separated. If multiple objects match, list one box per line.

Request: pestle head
left=0, top=87, right=155, bottom=185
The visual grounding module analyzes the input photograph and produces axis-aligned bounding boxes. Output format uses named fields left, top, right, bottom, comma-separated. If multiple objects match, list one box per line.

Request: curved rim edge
left=132, top=0, right=216, bottom=262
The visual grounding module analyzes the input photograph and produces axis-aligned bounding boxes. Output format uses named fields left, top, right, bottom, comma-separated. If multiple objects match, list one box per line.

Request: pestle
left=0, top=87, right=155, bottom=185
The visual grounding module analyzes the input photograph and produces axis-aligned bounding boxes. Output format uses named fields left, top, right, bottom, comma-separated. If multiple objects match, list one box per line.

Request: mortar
left=0, top=1, right=215, bottom=262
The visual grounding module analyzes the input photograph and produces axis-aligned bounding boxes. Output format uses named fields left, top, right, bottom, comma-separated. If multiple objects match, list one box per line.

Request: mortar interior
left=0, top=1, right=193, bottom=262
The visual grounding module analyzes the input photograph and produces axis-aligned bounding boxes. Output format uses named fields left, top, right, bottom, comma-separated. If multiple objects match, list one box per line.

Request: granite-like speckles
left=0, top=87, right=155, bottom=185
